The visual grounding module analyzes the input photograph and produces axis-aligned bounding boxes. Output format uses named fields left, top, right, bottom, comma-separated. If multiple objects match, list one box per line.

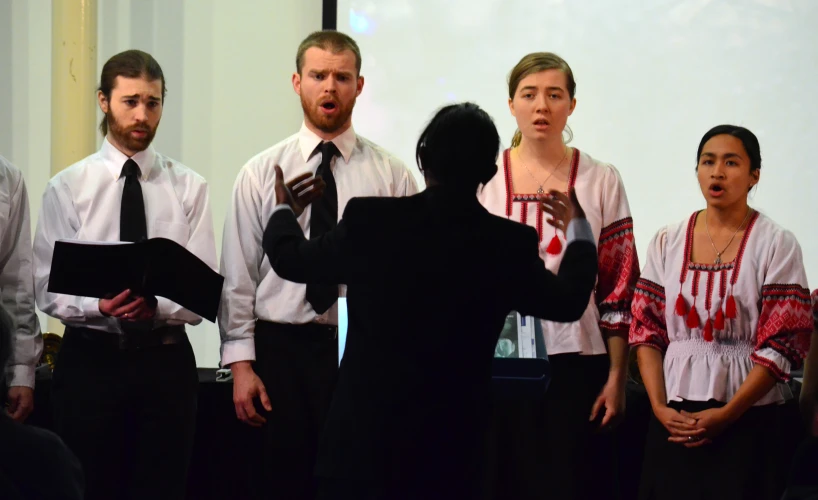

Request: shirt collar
left=101, top=136, right=156, bottom=181
left=298, top=122, right=356, bottom=164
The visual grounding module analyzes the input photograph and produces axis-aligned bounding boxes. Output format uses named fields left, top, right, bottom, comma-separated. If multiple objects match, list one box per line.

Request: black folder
left=47, top=238, right=224, bottom=322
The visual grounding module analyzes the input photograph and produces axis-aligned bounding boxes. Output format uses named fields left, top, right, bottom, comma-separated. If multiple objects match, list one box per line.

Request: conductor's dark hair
left=0, top=305, right=13, bottom=385
left=696, top=125, right=762, bottom=172
left=415, top=102, right=500, bottom=192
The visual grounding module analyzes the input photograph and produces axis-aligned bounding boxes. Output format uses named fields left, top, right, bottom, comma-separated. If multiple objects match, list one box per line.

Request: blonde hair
left=508, top=52, right=576, bottom=147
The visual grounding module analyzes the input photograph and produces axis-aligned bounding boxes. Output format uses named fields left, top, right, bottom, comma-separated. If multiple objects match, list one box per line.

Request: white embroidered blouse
left=630, top=211, right=812, bottom=405
left=479, top=148, right=640, bottom=356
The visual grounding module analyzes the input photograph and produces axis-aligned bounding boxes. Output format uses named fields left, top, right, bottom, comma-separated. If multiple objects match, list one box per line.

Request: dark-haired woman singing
left=631, top=125, right=812, bottom=500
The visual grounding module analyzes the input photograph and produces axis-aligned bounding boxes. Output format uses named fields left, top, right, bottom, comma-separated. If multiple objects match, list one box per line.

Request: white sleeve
left=0, top=169, right=42, bottom=388
left=750, top=230, right=812, bottom=382
left=218, top=167, right=264, bottom=366
left=33, top=180, right=104, bottom=324
left=629, top=228, right=670, bottom=352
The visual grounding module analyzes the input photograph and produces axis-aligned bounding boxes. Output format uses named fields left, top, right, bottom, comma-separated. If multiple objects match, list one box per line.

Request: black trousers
left=51, top=326, right=198, bottom=500
left=488, top=353, right=617, bottom=500
left=249, top=320, right=339, bottom=500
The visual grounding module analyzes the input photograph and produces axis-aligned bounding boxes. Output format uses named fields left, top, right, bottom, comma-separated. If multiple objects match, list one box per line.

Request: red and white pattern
left=755, top=284, right=812, bottom=369
left=630, top=278, right=668, bottom=350
left=629, top=212, right=811, bottom=405
left=479, top=148, right=637, bottom=355
left=597, top=217, right=640, bottom=337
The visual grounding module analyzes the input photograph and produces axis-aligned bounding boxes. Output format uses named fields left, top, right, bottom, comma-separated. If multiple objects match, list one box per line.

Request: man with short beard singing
left=219, top=30, right=418, bottom=500
left=33, top=50, right=217, bottom=500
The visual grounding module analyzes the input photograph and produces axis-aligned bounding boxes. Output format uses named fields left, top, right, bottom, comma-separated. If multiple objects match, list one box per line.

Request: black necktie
left=120, top=159, right=148, bottom=243
left=306, top=141, right=340, bottom=314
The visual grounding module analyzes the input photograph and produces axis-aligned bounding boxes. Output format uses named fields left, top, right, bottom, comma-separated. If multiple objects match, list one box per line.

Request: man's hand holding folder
left=48, top=238, right=224, bottom=322
left=98, top=289, right=157, bottom=321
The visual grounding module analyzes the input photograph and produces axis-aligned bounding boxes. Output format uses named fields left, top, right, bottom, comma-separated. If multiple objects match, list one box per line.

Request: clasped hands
left=655, top=405, right=735, bottom=448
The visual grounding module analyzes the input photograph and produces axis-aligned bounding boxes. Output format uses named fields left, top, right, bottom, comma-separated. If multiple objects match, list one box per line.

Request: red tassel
left=725, top=295, right=737, bottom=319
left=714, top=309, right=725, bottom=330
left=546, top=234, right=562, bottom=255
left=686, top=307, right=700, bottom=329
left=703, top=318, right=714, bottom=342
left=675, top=294, right=687, bottom=316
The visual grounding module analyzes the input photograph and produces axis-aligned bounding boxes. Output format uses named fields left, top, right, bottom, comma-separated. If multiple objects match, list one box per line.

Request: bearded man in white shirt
left=33, top=50, right=217, bottom=500
left=219, top=30, right=419, bottom=500
left=0, top=155, right=41, bottom=424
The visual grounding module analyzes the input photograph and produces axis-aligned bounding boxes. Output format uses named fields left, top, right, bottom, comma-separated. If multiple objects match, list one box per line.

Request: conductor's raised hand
left=274, top=165, right=326, bottom=217
left=540, top=188, right=586, bottom=232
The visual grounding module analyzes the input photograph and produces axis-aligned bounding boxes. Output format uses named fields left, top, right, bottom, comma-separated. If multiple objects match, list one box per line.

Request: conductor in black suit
left=262, top=102, right=599, bottom=500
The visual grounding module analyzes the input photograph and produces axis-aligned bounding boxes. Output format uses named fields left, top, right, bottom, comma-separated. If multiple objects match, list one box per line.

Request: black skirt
left=639, top=399, right=803, bottom=500
left=487, top=353, right=617, bottom=500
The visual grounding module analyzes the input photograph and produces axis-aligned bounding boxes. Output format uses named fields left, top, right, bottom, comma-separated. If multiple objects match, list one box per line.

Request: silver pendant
left=714, top=253, right=722, bottom=265
left=536, top=186, right=544, bottom=195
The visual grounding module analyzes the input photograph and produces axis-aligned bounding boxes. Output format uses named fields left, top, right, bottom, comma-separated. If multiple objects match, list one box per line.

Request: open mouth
left=708, top=184, right=725, bottom=196
left=320, top=101, right=338, bottom=111
left=533, top=118, right=549, bottom=129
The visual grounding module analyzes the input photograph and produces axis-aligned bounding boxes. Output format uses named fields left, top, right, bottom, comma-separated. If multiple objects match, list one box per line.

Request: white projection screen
left=335, top=0, right=818, bottom=288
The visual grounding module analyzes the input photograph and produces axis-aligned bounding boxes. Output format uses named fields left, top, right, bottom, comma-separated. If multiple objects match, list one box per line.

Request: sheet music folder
left=47, top=238, right=223, bottom=322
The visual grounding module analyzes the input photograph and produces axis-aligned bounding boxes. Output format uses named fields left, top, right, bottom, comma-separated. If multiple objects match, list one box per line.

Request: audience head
left=293, top=30, right=364, bottom=139
left=507, top=52, right=577, bottom=148
left=415, top=102, right=500, bottom=194
left=696, top=125, right=761, bottom=209
left=97, top=50, right=165, bottom=156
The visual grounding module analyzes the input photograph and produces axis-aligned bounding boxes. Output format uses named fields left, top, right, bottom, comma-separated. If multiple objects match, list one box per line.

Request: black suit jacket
left=263, top=187, right=598, bottom=495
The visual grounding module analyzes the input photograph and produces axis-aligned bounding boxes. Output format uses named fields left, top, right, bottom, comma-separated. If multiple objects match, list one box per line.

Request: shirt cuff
left=566, top=218, right=595, bottom=245
left=221, top=338, right=257, bottom=367
left=272, top=204, right=294, bottom=216
left=6, top=364, right=36, bottom=389
left=82, top=297, right=104, bottom=319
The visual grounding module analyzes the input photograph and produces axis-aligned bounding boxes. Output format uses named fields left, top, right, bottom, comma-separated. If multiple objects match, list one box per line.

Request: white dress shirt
left=33, top=137, right=218, bottom=333
left=0, top=155, right=42, bottom=388
left=219, top=123, right=419, bottom=366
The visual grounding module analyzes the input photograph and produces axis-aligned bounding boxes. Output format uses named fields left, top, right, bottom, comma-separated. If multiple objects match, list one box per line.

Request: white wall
left=339, top=0, right=818, bottom=289
left=2, top=0, right=323, bottom=367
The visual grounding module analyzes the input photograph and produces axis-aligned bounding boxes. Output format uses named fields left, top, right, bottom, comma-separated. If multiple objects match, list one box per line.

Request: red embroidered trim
left=630, top=278, right=669, bottom=350
left=567, top=148, right=580, bottom=189
left=679, top=212, right=698, bottom=285
left=536, top=203, right=544, bottom=242
left=719, top=268, right=728, bottom=301
left=597, top=217, right=639, bottom=316
left=755, top=284, right=812, bottom=370
left=520, top=202, right=528, bottom=226
left=750, top=353, right=790, bottom=383
left=730, top=211, right=760, bottom=285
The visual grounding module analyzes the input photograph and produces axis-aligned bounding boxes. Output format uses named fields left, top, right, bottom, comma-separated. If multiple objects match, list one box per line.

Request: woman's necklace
left=704, top=207, right=753, bottom=264
left=519, top=146, right=568, bottom=195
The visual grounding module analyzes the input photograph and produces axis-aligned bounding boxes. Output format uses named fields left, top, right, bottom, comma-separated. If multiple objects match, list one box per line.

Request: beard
left=106, top=111, right=158, bottom=153
left=301, top=93, right=355, bottom=135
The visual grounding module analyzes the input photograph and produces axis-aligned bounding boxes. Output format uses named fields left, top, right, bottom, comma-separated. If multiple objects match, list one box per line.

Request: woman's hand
left=654, top=405, right=710, bottom=448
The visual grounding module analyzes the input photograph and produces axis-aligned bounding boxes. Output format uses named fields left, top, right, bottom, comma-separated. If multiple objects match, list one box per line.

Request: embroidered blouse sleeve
left=596, top=165, right=640, bottom=338
left=749, top=230, right=812, bottom=382
left=629, top=227, right=669, bottom=352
